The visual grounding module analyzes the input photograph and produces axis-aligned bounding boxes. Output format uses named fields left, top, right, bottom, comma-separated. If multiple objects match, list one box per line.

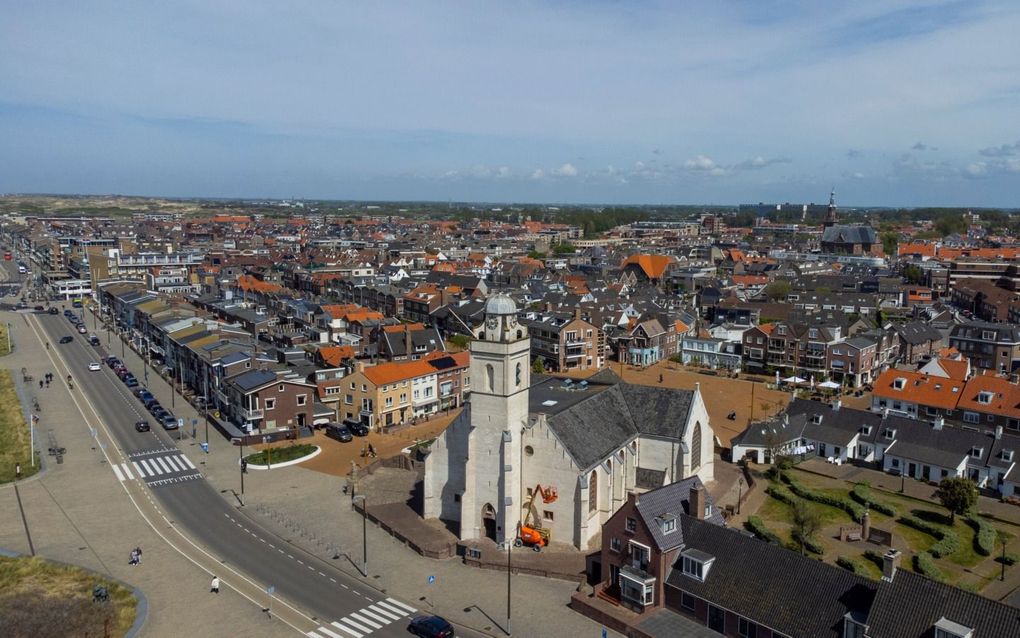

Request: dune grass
left=0, top=371, right=38, bottom=483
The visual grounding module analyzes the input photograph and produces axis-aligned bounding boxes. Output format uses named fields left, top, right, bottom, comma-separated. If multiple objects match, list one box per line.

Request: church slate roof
left=528, top=376, right=696, bottom=471
left=821, top=225, right=878, bottom=244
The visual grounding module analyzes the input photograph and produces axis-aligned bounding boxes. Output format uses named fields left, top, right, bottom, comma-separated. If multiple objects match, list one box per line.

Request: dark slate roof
left=634, top=476, right=724, bottom=552
left=637, top=609, right=719, bottom=638
left=866, top=569, right=1020, bottom=638
left=896, top=321, right=943, bottom=345
left=229, top=369, right=278, bottom=392
left=529, top=375, right=697, bottom=470
left=821, top=225, right=878, bottom=245
left=666, top=517, right=876, bottom=638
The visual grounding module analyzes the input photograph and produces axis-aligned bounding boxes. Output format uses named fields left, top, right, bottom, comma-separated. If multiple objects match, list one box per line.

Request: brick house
left=223, top=368, right=317, bottom=433
left=948, top=322, right=1020, bottom=373
left=827, top=336, right=878, bottom=388
left=522, top=309, right=605, bottom=372
left=895, top=321, right=944, bottom=364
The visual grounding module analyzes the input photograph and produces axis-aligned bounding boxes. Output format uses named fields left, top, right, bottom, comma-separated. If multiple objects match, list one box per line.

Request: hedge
left=913, top=551, right=944, bottom=581
left=862, top=549, right=885, bottom=569
left=781, top=471, right=864, bottom=521
left=850, top=483, right=897, bottom=517
left=745, top=516, right=781, bottom=545
left=836, top=556, right=869, bottom=577
left=793, top=530, right=824, bottom=555
left=766, top=483, right=798, bottom=506
left=966, top=515, right=996, bottom=557
left=898, top=514, right=959, bottom=558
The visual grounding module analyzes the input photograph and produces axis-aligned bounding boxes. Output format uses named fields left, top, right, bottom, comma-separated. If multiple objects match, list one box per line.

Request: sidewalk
left=100, top=308, right=623, bottom=637
left=0, top=310, right=284, bottom=638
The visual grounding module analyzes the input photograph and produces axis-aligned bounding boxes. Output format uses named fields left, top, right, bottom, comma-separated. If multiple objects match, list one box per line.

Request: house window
left=610, top=537, right=621, bottom=553
left=682, top=556, right=704, bottom=580
left=543, top=510, right=554, bottom=521
left=350, top=382, right=355, bottom=390
left=1002, top=450, right=1014, bottom=462
left=629, top=542, right=650, bottom=572
left=625, top=517, right=637, bottom=533
left=739, top=617, right=758, bottom=638
left=296, top=394, right=307, bottom=406
left=680, top=591, right=696, bottom=611
left=361, top=384, right=367, bottom=392
left=884, top=429, right=896, bottom=440
left=588, top=471, right=597, bottom=513
left=660, top=516, right=676, bottom=534
left=964, top=412, right=980, bottom=424
left=385, top=397, right=393, bottom=407
left=843, top=617, right=865, bottom=638
left=265, top=398, right=276, bottom=410
left=279, top=384, right=285, bottom=392
left=969, top=446, right=983, bottom=459
left=345, top=394, right=353, bottom=405
left=978, top=391, right=994, bottom=404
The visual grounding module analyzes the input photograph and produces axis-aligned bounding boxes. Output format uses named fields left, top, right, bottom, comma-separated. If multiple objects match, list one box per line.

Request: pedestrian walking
left=367, top=443, right=376, bottom=458
left=39, top=379, right=43, bottom=389
left=134, top=547, right=143, bottom=564
left=129, top=550, right=138, bottom=566
left=210, top=576, right=220, bottom=593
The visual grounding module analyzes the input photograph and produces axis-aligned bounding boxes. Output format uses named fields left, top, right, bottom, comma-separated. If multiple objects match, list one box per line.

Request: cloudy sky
left=2, top=1, right=1019, bottom=206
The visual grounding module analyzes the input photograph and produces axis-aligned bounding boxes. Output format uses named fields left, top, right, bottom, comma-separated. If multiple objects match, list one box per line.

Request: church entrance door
left=482, top=503, right=497, bottom=541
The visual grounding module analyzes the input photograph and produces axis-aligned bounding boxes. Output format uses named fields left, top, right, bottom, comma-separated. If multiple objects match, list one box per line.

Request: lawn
left=0, top=322, right=10, bottom=356
left=246, top=443, right=318, bottom=466
left=751, top=467, right=1020, bottom=591
left=0, top=555, right=137, bottom=637
left=0, top=370, right=39, bottom=483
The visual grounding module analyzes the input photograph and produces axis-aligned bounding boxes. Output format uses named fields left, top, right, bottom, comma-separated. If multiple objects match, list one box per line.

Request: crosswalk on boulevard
left=308, top=597, right=418, bottom=638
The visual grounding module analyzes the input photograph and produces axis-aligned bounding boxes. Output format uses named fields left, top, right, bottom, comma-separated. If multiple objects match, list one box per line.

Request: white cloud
left=552, top=162, right=578, bottom=177
left=684, top=155, right=718, bottom=171
left=851, top=172, right=865, bottom=179
left=965, top=162, right=988, bottom=177
left=530, top=168, right=545, bottom=180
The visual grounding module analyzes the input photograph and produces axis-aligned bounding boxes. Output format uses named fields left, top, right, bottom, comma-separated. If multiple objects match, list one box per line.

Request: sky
left=2, top=1, right=1019, bottom=207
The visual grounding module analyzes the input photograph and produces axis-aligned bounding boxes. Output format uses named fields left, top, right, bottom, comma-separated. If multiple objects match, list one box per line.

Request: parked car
left=325, top=423, right=353, bottom=443
left=63, top=309, right=73, bottom=316
left=408, top=615, right=455, bottom=638
left=160, top=414, right=179, bottom=430
left=143, top=396, right=159, bottom=409
left=87, top=362, right=101, bottom=372
left=134, top=420, right=151, bottom=432
left=59, top=335, right=74, bottom=344
left=77, top=325, right=87, bottom=334
left=124, top=377, right=139, bottom=388
left=105, top=356, right=120, bottom=367
left=88, top=334, right=100, bottom=346
left=47, top=307, right=58, bottom=315
left=148, top=401, right=163, bottom=415
left=33, top=305, right=44, bottom=311
left=345, top=420, right=370, bottom=437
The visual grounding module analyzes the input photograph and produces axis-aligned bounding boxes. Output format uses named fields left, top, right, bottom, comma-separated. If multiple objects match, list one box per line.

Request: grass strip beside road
left=245, top=443, right=317, bottom=466
left=0, top=322, right=10, bottom=356
left=0, top=370, right=38, bottom=483
left=0, top=555, right=137, bottom=637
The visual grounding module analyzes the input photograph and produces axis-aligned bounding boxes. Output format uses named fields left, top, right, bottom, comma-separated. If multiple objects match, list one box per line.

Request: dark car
left=33, top=305, right=44, bottom=311
left=148, top=401, right=163, bottom=415
left=345, top=420, right=370, bottom=437
left=143, top=396, right=159, bottom=409
left=63, top=309, right=73, bottom=316
left=88, top=335, right=100, bottom=346
left=325, top=423, right=353, bottom=443
left=105, top=356, right=120, bottom=367
left=124, top=377, right=139, bottom=388
left=408, top=615, right=455, bottom=638
left=59, top=335, right=74, bottom=344
left=134, top=420, right=151, bottom=432
left=48, top=307, right=58, bottom=315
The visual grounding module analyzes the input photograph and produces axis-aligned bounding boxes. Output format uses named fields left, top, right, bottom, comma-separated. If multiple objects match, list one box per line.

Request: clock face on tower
left=486, top=317, right=499, bottom=331
left=507, top=316, right=518, bottom=328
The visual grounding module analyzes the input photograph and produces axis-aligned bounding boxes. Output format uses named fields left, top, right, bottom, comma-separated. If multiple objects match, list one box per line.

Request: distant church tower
left=460, top=294, right=531, bottom=545
left=824, top=188, right=838, bottom=228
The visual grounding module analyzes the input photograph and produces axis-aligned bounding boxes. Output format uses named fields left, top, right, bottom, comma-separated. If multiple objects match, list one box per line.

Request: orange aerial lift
left=515, top=484, right=558, bottom=551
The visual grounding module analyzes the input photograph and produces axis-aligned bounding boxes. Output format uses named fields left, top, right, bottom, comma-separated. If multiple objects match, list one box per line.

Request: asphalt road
left=34, top=311, right=451, bottom=638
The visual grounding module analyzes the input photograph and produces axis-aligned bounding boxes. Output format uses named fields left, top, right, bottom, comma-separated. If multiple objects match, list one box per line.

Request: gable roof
left=621, top=254, right=676, bottom=280
left=632, top=476, right=723, bottom=552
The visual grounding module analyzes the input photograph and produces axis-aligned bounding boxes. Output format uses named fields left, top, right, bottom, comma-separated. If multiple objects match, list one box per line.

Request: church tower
left=824, top=187, right=838, bottom=227
left=460, top=294, right=531, bottom=545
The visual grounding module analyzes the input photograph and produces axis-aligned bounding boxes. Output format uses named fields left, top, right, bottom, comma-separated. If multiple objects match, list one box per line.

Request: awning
left=818, top=380, right=841, bottom=389
left=782, top=376, right=807, bottom=384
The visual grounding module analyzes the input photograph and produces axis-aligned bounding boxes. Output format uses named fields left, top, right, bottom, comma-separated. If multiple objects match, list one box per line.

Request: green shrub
left=862, top=549, right=884, bottom=569
left=836, top=556, right=868, bottom=577
left=913, top=551, right=944, bottom=581
left=850, top=483, right=897, bottom=517
left=793, top=530, right=824, bottom=555
left=782, top=472, right=864, bottom=521
left=966, top=515, right=996, bottom=557
left=745, top=516, right=781, bottom=545
left=766, top=483, right=797, bottom=506
left=898, top=514, right=959, bottom=558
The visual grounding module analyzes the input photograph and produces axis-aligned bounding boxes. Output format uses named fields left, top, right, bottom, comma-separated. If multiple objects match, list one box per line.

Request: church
left=424, top=294, right=715, bottom=550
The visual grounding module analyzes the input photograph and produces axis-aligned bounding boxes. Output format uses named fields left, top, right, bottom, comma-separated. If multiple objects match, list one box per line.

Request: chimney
left=574, top=307, right=581, bottom=321
left=833, top=399, right=842, bottom=412
left=404, top=324, right=413, bottom=359
left=996, top=425, right=1003, bottom=440
left=881, top=549, right=901, bottom=582
left=933, top=415, right=944, bottom=431
left=355, top=360, right=366, bottom=373
left=545, top=302, right=553, bottom=313
left=690, top=484, right=706, bottom=520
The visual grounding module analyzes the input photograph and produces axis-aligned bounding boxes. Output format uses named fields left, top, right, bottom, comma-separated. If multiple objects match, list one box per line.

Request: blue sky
left=2, top=1, right=1019, bottom=206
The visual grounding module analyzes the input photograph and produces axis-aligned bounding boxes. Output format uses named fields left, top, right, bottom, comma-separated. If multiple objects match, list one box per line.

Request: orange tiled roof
left=318, top=345, right=356, bottom=367
left=872, top=369, right=961, bottom=410
left=956, top=374, right=1020, bottom=418
left=319, top=303, right=361, bottom=319
left=621, top=254, right=676, bottom=280
left=732, top=274, right=769, bottom=287
left=362, top=359, right=437, bottom=385
left=383, top=323, right=425, bottom=334
left=935, top=358, right=970, bottom=382
left=235, top=274, right=283, bottom=294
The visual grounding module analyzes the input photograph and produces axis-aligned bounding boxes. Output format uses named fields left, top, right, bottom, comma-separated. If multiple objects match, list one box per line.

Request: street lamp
left=506, top=537, right=512, bottom=636
left=900, top=468, right=905, bottom=494
left=352, top=494, right=368, bottom=577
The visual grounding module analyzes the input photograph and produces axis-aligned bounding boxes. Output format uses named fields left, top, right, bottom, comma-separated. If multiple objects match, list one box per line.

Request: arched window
left=691, top=422, right=703, bottom=474
left=588, top=470, right=597, bottom=513
left=486, top=364, right=494, bottom=393
left=515, top=362, right=522, bottom=387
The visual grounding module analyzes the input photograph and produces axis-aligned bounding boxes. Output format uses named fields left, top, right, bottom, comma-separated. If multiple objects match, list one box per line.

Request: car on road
left=47, top=307, right=58, bottom=315
left=134, top=420, right=151, bottom=432
left=160, top=414, right=179, bottom=430
left=345, top=420, right=370, bottom=437
left=143, top=396, right=159, bottom=409
left=59, top=335, right=74, bottom=344
left=124, top=376, right=139, bottom=388
left=87, top=362, right=101, bottom=371
left=77, top=325, right=87, bottom=334
left=33, top=305, right=44, bottom=311
left=88, top=334, right=100, bottom=346
left=106, top=356, right=121, bottom=368
left=408, top=615, right=455, bottom=638
left=324, top=423, right=353, bottom=443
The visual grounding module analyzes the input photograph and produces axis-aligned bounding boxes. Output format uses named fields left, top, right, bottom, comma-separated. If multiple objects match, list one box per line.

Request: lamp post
left=900, top=468, right=905, bottom=494
left=1000, top=532, right=1008, bottom=582
left=353, top=494, right=367, bottom=576
left=506, top=537, right=512, bottom=636
left=237, top=438, right=245, bottom=496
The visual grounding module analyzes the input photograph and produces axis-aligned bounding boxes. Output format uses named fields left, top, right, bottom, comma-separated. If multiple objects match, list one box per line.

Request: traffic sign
left=177, top=417, right=185, bottom=428
left=427, top=575, right=436, bottom=585
left=200, top=442, right=209, bottom=453
left=267, top=585, right=275, bottom=594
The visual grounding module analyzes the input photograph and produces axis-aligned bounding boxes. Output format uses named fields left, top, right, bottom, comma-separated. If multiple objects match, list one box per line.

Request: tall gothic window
left=691, top=422, right=703, bottom=473
left=486, top=364, right=494, bottom=393
left=588, top=470, right=598, bottom=513
left=515, top=362, right=522, bottom=387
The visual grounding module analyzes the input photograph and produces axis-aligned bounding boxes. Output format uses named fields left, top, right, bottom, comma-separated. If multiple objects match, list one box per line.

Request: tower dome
left=485, top=293, right=518, bottom=316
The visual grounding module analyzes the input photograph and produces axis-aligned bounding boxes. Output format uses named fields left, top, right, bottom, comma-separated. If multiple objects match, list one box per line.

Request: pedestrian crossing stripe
left=311, top=597, right=417, bottom=638
left=113, top=452, right=201, bottom=484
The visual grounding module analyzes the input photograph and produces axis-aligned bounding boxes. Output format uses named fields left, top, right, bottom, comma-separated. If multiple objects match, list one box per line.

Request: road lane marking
left=317, top=626, right=345, bottom=638
left=347, top=612, right=382, bottom=630
left=329, top=621, right=362, bottom=638
left=132, top=461, right=145, bottom=477
left=385, top=598, right=417, bottom=613
left=179, top=454, right=196, bottom=470
left=145, top=459, right=163, bottom=475
left=375, top=600, right=407, bottom=617
left=111, top=463, right=125, bottom=481
left=164, top=456, right=182, bottom=472
left=360, top=606, right=393, bottom=624
left=307, top=632, right=327, bottom=638
left=121, top=463, right=134, bottom=480
left=156, top=457, right=172, bottom=473
left=337, top=616, right=372, bottom=634
left=367, top=603, right=401, bottom=621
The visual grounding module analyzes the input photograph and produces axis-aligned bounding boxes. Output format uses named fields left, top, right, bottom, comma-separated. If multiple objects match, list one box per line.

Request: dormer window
left=978, top=391, right=994, bottom=405
left=681, top=548, right=715, bottom=582
left=982, top=330, right=996, bottom=341
left=969, top=447, right=983, bottom=459
left=777, top=326, right=786, bottom=336
left=659, top=514, right=677, bottom=534
left=1001, top=450, right=1014, bottom=462
left=884, top=428, right=897, bottom=440
left=893, top=377, right=906, bottom=390
left=934, top=616, right=974, bottom=638
left=861, top=426, right=872, bottom=436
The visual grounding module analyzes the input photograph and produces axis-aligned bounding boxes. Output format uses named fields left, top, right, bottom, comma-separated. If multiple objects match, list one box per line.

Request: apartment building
left=522, top=310, right=605, bottom=372
left=741, top=321, right=843, bottom=378
left=948, top=322, right=1020, bottom=373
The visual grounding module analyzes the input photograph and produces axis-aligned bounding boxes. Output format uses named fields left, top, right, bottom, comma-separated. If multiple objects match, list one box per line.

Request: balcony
left=241, top=407, right=264, bottom=421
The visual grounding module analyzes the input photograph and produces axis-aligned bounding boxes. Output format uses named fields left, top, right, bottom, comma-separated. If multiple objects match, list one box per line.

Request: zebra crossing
left=111, top=447, right=202, bottom=486
left=308, top=597, right=417, bottom=638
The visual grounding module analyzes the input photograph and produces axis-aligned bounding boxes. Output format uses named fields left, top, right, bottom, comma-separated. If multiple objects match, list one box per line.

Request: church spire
left=824, top=187, right=837, bottom=227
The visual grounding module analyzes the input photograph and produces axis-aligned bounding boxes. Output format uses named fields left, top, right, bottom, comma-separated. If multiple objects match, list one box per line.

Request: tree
left=934, top=477, right=978, bottom=522
left=763, top=280, right=791, bottom=302
left=552, top=242, right=576, bottom=254
left=880, top=231, right=899, bottom=256
left=532, top=356, right=545, bottom=374
left=791, top=499, right=823, bottom=555
left=902, top=264, right=925, bottom=285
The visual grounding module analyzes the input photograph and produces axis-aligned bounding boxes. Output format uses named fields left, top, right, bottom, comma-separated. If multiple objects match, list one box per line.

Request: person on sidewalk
left=134, top=547, right=143, bottom=564
left=367, top=443, right=376, bottom=458
left=210, top=576, right=220, bottom=593
left=129, top=550, right=138, bottom=566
